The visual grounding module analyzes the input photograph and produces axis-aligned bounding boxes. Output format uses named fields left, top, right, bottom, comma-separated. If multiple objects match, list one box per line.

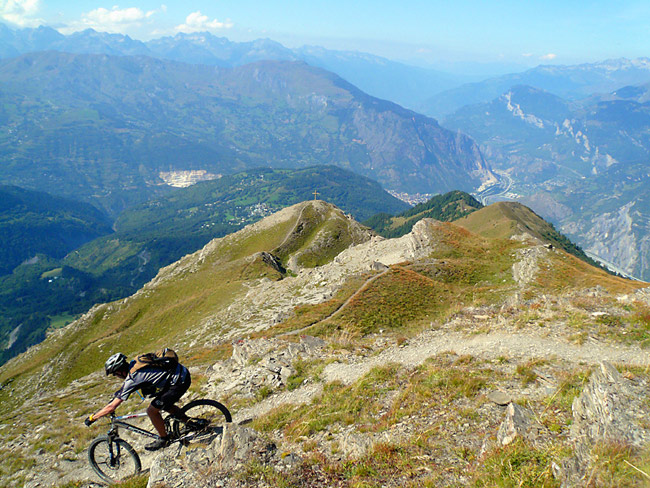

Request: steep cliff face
left=2, top=201, right=649, bottom=488
left=561, top=199, right=650, bottom=280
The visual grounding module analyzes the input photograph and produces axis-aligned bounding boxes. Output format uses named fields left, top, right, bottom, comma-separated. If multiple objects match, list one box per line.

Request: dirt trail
left=322, top=329, right=650, bottom=384
left=282, top=268, right=390, bottom=337
left=234, top=328, right=649, bottom=422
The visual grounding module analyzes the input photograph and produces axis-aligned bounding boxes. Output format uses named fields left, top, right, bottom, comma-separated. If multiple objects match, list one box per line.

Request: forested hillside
left=0, top=185, right=111, bottom=275
left=364, top=190, right=483, bottom=238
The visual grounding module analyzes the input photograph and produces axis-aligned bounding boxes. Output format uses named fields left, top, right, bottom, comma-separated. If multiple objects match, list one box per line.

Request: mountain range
left=0, top=23, right=467, bottom=111
left=421, top=58, right=650, bottom=119
left=0, top=50, right=492, bottom=215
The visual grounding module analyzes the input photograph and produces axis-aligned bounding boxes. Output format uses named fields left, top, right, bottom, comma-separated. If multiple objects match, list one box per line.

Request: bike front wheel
left=88, top=435, right=142, bottom=483
left=172, top=399, right=232, bottom=439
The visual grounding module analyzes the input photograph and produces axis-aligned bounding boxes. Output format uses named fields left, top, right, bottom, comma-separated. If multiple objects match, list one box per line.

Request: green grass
left=471, top=438, right=566, bottom=488
left=256, top=357, right=499, bottom=442
left=331, top=266, right=456, bottom=335
left=254, top=364, right=402, bottom=439
left=543, top=368, right=592, bottom=412
left=387, top=357, right=496, bottom=424
left=286, top=358, right=326, bottom=391
left=532, top=250, right=643, bottom=296
left=598, top=307, right=650, bottom=347
left=584, top=442, right=650, bottom=487
left=256, top=274, right=369, bottom=338
left=273, top=204, right=368, bottom=269
left=324, top=223, right=520, bottom=338
left=41, top=267, right=63, bottom=279
left=48, top=312, right=80, bottom=330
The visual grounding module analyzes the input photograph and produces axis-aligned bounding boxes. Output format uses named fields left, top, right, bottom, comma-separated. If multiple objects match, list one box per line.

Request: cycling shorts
left=151, top=372, right=191, bottom=410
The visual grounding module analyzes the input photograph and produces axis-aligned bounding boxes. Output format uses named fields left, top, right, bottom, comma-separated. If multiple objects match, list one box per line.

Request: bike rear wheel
left=172, top=399, right=232, bottom=439
left=88, top=435, right=141, bottom=483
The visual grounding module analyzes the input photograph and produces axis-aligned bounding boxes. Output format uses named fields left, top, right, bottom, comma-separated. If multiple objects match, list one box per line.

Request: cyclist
left=84, top=352, right=192, bottom=451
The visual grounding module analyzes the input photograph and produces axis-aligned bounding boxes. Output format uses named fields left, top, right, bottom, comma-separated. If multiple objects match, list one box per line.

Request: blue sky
left=2, top=0, right=650, bottom=71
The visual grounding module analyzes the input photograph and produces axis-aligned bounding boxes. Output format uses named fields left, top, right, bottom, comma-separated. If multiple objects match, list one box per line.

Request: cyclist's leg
left=146, top=403, right=168, bottom=437
left=145, top=377, right=192, bottom=450
left=150, top=374, right=192, bottom=433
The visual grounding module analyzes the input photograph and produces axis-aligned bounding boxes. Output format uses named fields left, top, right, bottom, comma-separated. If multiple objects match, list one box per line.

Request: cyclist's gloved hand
left=84, top=415, right=96, bottom=426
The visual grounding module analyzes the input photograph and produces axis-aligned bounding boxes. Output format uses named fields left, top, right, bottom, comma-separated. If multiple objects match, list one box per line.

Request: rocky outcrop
left=196, top=217, right=444, bottom=340
left=147, top=423, right=298, bottom=488
left=512, top=245, right=548, bottom=286
left=205, top=335, right=327, bottom=408
left=559, top=362, right=650, bottom=487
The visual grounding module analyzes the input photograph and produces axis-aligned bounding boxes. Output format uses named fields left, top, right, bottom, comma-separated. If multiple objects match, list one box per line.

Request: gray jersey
left=115, top=363, right=188, bottom=401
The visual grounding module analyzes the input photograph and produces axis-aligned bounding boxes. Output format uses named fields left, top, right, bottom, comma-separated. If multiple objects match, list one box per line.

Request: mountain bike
left=87, top=399, right=232, bottom=483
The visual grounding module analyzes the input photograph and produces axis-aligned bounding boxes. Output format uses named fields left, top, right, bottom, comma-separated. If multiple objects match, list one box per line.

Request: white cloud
left=521, top=53, right=534, bottom=58
left=540, top=53, right=557, bottom=60
left=60, top=6, right=158, bottom=35
left=0, top=0, right=44, bottom=27
left=86, top=7, right=153, bottom=24
left=174, top=11, right=233, bottom=33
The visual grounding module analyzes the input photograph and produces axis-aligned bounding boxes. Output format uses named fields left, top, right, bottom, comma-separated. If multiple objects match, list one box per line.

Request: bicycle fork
left=107, top=429, right=122, bottom=467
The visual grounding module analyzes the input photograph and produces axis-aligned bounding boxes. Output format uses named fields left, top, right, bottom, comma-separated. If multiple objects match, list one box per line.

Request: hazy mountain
left=443, top=83, right=650, bottom=280
left=0, top=24, right=466, bottom=110
left=0, top=51, right=492, bottom=215
left=444, top=84, right=650, bottom=181
left=0, top=23, right=150, bottom=56
left=147, top=33, right=297, bottom=66
left=294, top=45, right=463, bottom=109
left=421, top=58, right=650, bottom=118
left=1, top=200, right=646, bottom=487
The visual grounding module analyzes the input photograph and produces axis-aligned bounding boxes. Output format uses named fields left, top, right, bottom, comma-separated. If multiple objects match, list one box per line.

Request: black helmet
left=105, top=352, right=128, bottom=376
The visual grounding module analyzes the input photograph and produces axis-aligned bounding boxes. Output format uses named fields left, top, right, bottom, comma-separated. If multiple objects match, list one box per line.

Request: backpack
left=129, top=348, right=179, bottom=374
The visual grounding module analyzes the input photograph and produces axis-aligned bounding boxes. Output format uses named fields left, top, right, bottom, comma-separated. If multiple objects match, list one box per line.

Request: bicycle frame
left=106, top=411, right=199, bottom=446
left=109, top=412, right=159, bottom=440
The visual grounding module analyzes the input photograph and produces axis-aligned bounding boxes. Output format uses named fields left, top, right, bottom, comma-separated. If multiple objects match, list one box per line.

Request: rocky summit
left=2, top=200, right=650, bottom=488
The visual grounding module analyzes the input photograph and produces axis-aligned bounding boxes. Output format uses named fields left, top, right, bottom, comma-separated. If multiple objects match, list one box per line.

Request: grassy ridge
left=0, top=166, right=405, bottom=366
left=0, top=201, right=369, bottom=392
left=455, top=201, right=604, bottom=268
left=327, top=221, right=519, bottom=336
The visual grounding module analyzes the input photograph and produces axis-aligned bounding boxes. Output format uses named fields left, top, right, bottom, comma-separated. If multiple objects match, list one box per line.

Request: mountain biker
left=84, top=352, right=192, bottom=451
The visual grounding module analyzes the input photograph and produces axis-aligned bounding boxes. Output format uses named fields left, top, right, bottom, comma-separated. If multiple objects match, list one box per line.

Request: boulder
left=497, top=403, right=545, bottom=446
left=487, top=390, right=512, bottom=406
